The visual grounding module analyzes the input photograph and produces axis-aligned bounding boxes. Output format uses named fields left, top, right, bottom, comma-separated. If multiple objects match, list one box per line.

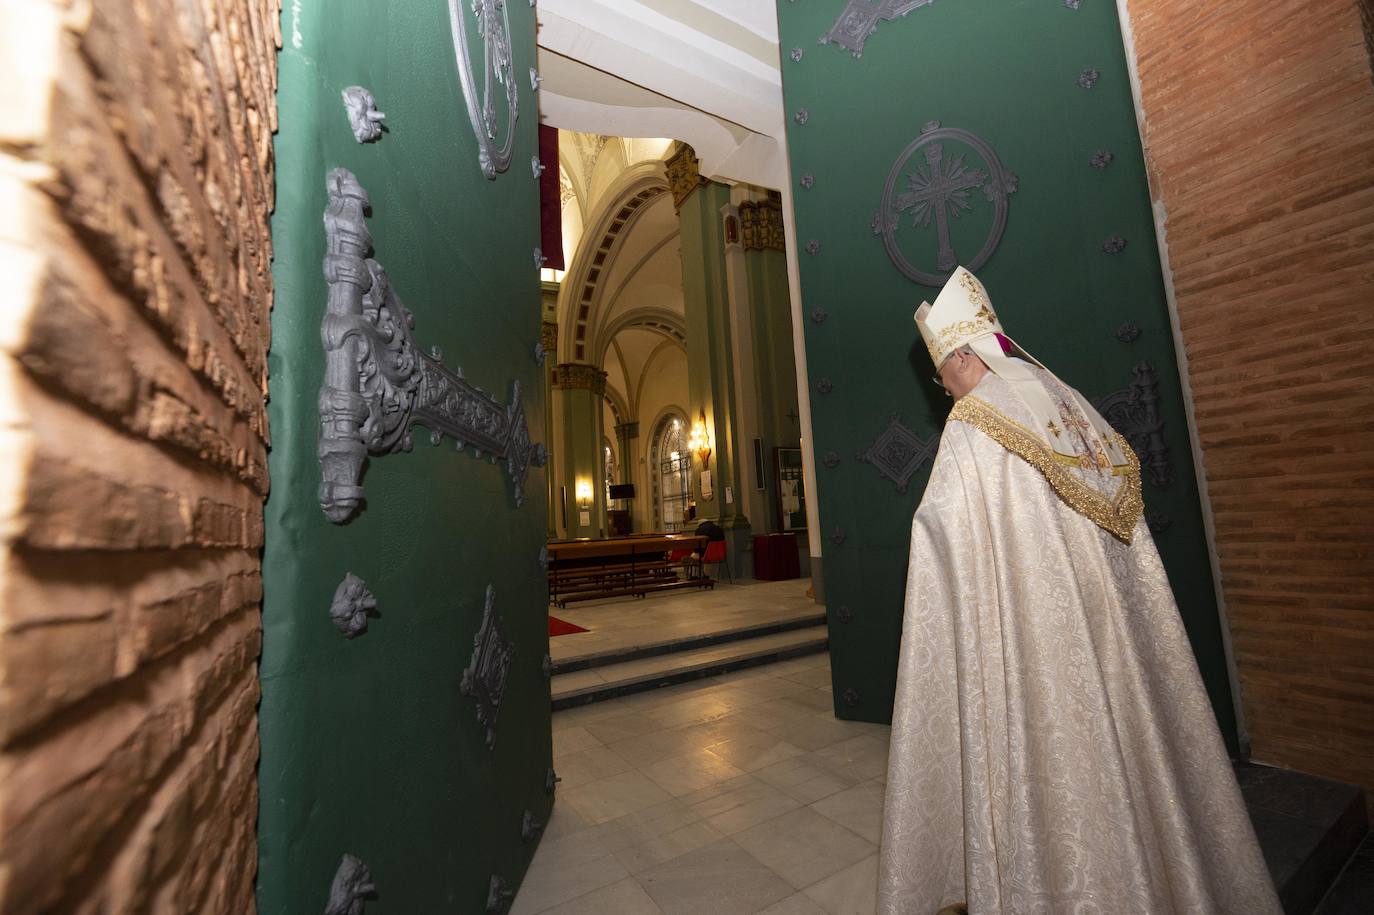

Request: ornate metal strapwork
left=318, top=169, right=545, bottom=523
left=461, top=585, right=515, bottom=750
left=448, top=0, right=519, bottom=179
left=875, top=121, right=1019, bottom=287
left=858, top=415, right=939, bottom=493
left=821, top=0, right=936, bottom=58
left=1093, top=361, right=1172, bottom=488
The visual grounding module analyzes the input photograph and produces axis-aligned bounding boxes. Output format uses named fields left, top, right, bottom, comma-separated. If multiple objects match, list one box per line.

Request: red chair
left=701, top=540, right=732, bottom=583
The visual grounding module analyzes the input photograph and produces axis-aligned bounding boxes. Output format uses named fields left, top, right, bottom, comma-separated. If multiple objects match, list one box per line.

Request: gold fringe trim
left=949, top=396, right=1143, bottom=543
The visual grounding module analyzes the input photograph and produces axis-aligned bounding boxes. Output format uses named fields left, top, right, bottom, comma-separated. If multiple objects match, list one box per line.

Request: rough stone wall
left=1126, top=0, right=1374, bottom=805
left=0, top=1, right=277, bottom=910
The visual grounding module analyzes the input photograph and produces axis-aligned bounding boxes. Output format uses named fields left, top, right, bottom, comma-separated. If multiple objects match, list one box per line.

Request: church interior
left=1, top=0, right=1371, bottom=913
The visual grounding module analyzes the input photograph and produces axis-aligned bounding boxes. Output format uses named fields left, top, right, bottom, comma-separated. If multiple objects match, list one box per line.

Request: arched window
left=653, top=415, right=692, bottom=532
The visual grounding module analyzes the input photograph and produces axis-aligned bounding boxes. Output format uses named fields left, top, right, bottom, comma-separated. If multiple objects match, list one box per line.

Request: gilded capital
left=553, top=362, right=607, bottom=395
left=614, top=421, right=640, bottom=439
left=738, top=198, right=786, bottom=252
left=541, top=321, right=559, bottom=353
left=665, top=142, right=708, bottom=212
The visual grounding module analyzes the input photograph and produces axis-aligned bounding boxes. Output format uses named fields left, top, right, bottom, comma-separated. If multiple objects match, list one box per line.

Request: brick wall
left=0, top=1, right=277, bottom=910
left=1126, top=0, right=1374, bottom=805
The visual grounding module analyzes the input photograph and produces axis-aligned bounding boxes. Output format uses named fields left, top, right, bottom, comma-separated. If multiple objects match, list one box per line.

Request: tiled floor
left=549, top=579, right=818, bottom=664
left=516, top=651, right=890, bottom=915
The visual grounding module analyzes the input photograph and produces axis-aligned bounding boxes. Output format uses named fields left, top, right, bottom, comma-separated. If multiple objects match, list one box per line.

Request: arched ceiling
left=536, top=0, right=786, bottom=187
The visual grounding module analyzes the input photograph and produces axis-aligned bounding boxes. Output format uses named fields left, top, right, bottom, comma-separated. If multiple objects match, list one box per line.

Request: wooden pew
left=546, top=534, right=711, bottom=607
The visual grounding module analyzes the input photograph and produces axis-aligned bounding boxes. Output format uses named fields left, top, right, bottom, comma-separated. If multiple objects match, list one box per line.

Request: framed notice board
left=773, top=447, right=807, bottom=532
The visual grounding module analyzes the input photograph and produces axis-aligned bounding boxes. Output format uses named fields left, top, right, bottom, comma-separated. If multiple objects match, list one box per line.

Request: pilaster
left=553, top=362, right=608, bottom=538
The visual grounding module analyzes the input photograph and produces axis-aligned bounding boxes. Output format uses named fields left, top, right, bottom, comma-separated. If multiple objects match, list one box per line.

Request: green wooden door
left=260, top=1, right=552, bottom=911
left=776, top=0, right=1240, bottom=752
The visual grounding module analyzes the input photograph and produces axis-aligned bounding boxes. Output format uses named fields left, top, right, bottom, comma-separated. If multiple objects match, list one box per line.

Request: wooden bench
left=546, top=534, right=711, bottom=607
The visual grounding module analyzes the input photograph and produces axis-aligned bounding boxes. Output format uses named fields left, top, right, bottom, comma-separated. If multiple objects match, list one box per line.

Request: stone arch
left=556, top=162, right=670, bottom=364
left=595, top=307, right=687, bottom=368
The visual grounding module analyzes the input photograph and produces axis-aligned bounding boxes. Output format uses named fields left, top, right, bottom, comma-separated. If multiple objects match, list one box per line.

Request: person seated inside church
left=878, top=267, right=1282, bottom=915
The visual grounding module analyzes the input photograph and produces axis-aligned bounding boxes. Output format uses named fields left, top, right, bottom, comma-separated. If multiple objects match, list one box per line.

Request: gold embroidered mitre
left=913, top=266, right=1001, bottom=365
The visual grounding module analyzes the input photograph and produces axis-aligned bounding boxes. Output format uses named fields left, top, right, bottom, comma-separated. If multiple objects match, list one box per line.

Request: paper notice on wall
left=579, top=511, right=590, bottom=526
left=725, top=486, right=733, bottom=504
left=700, top=470, right=713, bottom=499
left=781, top=479, right=800, bottom=514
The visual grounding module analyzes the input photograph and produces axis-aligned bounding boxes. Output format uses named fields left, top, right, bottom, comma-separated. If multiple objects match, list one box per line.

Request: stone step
left=1234, top=762, right=1369, bottom=914
left=550, top=610, right=828, bottom=675
left=551, top=625, right=828, bottom=710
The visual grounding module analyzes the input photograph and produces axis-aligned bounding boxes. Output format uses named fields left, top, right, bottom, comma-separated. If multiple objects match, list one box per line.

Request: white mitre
left=915, top=266, right=1129, bottom=467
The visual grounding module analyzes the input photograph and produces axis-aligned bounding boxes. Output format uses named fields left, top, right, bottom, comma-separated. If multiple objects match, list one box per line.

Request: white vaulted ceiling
left=536, top=0, right=786, bottom=187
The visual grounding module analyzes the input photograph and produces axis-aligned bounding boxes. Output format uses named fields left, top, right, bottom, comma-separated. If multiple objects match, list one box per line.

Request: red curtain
left=539, top=124, right=564, bottom=270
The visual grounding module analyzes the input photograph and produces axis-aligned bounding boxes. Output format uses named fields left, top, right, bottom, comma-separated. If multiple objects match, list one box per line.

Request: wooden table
left=547, top=534, right=710, bottom=607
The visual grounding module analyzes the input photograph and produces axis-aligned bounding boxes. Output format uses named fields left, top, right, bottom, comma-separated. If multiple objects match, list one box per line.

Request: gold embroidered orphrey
left=950, top=395, right=1143, bottom=542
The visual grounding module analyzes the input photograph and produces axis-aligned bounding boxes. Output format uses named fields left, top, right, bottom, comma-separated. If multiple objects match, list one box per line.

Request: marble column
left=613, top=420, right=640, bottom=531
left=553, top=362, right=608, bottom=539
left=668, top=142, right=752, bottom=575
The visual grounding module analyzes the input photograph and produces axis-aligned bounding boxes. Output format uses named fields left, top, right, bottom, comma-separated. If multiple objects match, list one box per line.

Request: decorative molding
left=325, top=854, right=375, bottom=915
left=665, top=143, right=708, bottom=211
left=614, top=420, right=640, bottom=439
left=790, top=47, right=804, bottom=62
left=799, top=174, right=815, bottom=189
left=834, top=604, right=853, bottom=623
left=521, top=810, right=545, bottom=842
left=1093, top=362, right=1172, bottom=488
left=822, top=451, right=841, bottom=469
left=793, top=108, right=810, bottom=126
left=318, top=170, right=545, bottom=522
left=842, top=686, right=859, bottom=706
left=552, top=362, right=608, bottom=394
left=821, top=0, right=936, bottom=58
left=1090, top=149, right=1115, bottom=169
left=1078, top=67, right=1100, bottom=89
left=341, top=87, right=385, bottom=143
left=738, top=199, right=786, bottom=252
left=558, top=167, right=576, bottom=207
left=1114, top=322, right=1142, bottom=343
left=1102, top=235, right=1127, bottom=254
left=460, top=585, right=515, bottom=749
left=857, top=415, right=938, bottom=492
left=541, top=321, right=559, bottom=355
left=485, top=875, right=514, bottom=913
left=447, top=0, right=518, bottom=179
left=330, top=573, right=376, bottom=638
left=579, top=134, right=610, bottom=191
left=810, top=306, right=828, bottom=323
left=876, top=120, right=1019, bottom=286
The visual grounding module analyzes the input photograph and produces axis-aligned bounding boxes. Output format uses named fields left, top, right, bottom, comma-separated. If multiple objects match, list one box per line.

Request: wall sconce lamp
left=687, top=410, right=712, bottom=470
left=575, top=478, right=593, bottom=509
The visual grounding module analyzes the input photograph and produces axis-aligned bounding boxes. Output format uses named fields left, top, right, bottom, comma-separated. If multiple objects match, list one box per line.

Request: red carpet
left=548, top=615, right=589, bottom=637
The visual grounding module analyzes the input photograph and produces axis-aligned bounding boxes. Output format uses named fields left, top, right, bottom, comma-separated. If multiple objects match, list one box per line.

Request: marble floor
left=515, top=651, right=889, bottom=915
left=549, top=579, right=819, bottom=664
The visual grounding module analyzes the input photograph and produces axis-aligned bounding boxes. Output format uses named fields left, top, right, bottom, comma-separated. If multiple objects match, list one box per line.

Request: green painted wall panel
left=777, top=0, right=1238, bottom=751
left=262, top=1, right=550, bottom=911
